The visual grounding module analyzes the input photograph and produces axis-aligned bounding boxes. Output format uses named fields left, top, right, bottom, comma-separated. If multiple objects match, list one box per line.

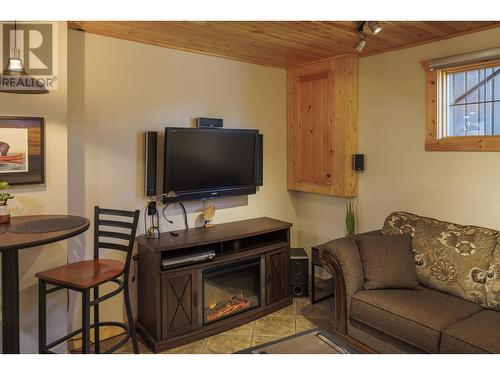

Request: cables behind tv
left=162, top=201, right=188, bottom=230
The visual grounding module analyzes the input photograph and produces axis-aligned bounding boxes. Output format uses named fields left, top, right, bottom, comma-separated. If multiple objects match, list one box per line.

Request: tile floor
left=108, top=297, right=335, bottom=354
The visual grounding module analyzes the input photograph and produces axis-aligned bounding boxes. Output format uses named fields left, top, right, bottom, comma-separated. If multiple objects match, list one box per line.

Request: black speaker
left=254, top=134, right=263, bottom=186
left=197, top=117, right=223, bottom=128
left=290, top=248, right=308, bottom=297
left=291, top=283, right=308, bottom=298
left=144, top=131, right=158, bottom=197
left=352, top=154, right=364, bottom=171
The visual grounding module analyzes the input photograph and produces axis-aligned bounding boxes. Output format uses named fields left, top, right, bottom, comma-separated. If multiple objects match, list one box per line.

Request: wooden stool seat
left=36, top=259, right=124, bottom=290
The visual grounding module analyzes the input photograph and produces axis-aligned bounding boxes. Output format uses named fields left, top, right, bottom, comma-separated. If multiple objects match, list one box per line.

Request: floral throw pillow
left=382, top=211, right=498, bottom=306
left=485, top=244, right=500, bottom=311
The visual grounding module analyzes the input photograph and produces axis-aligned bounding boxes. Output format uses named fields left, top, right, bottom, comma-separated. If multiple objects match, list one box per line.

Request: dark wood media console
left=136, top=217, right=293, bottom=353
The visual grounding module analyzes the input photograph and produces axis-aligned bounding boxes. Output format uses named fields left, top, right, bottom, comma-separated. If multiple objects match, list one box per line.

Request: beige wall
left=0, top=22, right=68, bottom=353
left=294, top=27, right=500, bottom=255
left=67, top=31, right=297, bottom=328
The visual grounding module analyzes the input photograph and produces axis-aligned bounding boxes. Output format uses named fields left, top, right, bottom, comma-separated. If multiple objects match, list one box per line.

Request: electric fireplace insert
left=203, top=258, right=261, bottom=324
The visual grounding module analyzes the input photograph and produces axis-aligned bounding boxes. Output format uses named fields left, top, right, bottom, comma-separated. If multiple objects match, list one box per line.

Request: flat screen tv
left=163, top=127, right=262, bottom=202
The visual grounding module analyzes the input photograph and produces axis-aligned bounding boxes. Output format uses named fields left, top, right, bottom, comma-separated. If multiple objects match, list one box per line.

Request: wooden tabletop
left=136, top=216, right=292, bottom=252
left=0, top=215, right=90, bottom=252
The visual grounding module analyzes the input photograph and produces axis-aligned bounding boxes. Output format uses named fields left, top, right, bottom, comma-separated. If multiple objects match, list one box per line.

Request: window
left=424, top=58, right=500, bottom=151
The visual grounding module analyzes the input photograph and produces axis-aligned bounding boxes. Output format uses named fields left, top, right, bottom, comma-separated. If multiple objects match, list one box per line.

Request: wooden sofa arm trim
left=320, top=251, right=347, bottom=335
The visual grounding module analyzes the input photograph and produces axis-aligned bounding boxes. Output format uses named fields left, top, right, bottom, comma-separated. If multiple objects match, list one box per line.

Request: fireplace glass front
left=203, top=258, right=261, bottom=324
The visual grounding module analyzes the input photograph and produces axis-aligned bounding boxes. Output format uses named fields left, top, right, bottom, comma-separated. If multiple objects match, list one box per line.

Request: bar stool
left=36, top=207, right=140, bottom=354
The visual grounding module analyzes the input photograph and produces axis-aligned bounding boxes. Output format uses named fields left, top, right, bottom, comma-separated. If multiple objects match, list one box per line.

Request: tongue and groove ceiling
left=68, top=21, right=500, bottom=68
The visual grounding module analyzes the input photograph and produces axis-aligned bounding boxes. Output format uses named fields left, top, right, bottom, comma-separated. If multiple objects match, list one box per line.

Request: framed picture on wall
left=0, top=116, right=45, bottom=185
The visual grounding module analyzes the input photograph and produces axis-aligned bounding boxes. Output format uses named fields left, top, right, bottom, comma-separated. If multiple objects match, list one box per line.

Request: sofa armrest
left=316, top=230, right=381, bottom=334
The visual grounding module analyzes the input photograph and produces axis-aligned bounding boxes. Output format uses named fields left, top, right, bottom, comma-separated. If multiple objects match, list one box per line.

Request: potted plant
left=0, top=180, right=14, bottom=224
left=345, top=200, right=356, bottom=237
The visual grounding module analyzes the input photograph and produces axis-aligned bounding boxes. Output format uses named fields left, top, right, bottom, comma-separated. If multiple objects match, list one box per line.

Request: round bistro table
left=0, top=215, right=90, bottom=354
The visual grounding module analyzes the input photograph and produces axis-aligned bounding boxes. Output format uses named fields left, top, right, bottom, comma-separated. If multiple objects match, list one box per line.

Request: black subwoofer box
left=290, top=247, right=308, bottom=297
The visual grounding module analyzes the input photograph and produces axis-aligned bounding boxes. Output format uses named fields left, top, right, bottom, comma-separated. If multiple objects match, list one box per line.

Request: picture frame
left=0, top=116, right=45, bottom=185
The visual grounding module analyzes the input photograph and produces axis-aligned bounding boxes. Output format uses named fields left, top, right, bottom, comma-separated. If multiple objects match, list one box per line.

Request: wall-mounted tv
left=163, top=127, right=263, bottom=202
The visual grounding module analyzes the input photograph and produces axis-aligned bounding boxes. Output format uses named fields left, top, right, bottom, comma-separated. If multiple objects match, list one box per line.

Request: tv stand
left=135, top=217, right=292, bottom=353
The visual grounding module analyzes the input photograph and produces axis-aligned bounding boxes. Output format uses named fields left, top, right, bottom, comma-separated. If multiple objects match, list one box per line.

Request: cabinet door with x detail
left=161, top=269, right=199, bottom=339
left=266, top=247, right=290, bottom=305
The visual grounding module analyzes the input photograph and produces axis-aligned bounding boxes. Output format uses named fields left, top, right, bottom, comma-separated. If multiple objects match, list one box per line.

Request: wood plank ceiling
left=68, top=21, right=500, bottom=68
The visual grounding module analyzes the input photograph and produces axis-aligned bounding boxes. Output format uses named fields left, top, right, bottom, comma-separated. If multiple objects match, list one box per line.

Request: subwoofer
left=144, top=131, right=158, bottom=197
left=291, top=284, right=307, bottom=297
left=290, top=248, right=308, bottom=297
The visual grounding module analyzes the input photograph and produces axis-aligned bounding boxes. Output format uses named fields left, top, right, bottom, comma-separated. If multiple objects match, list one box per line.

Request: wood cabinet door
left=290, top=66, right=334, bottom=186
left=287, top=56, right=358, bottom=197
left=161, top=269, right=198, bottom=339
left=266, top=247, right=290, bottom=305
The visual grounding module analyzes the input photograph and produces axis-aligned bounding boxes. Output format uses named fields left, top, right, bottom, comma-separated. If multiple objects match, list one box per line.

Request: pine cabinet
left=287, top=55, right=358, bottom=197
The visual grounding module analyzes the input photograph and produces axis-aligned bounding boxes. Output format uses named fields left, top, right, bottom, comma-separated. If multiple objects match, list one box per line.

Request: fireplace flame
left=205, top=294, right=255, bottom=322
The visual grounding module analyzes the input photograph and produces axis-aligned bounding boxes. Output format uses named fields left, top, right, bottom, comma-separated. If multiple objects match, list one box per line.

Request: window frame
left=424, top=58, right=500, bottom=151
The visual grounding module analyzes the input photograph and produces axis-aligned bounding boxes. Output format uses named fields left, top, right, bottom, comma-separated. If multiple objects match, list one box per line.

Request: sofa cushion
left=350, top=287, right=483, bottom=353
left=382, top=211, right=498, bottom=306
left=485, top=244, right=500, bottom=311
left=357, top=234, right=419, bottom=290
left=441, top=310, right=500, bottom=353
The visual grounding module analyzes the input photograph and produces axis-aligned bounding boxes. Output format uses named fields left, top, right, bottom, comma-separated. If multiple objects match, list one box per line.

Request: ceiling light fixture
left=367, top=21, right=383, bottom=35
left=0, top=21, right=49, bottom=94
left=353, top=21, right=383, bottom=53
left=354, top=34, right=367, bottom=52
left=354, top=22, right=367, bottom=52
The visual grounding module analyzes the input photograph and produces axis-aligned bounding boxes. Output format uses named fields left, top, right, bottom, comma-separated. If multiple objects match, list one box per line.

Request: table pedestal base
left=1, top=250, right=20, bottom=354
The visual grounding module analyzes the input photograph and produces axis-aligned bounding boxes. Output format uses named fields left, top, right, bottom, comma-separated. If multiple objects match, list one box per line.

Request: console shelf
left=136, top=217, right=292, bottom=353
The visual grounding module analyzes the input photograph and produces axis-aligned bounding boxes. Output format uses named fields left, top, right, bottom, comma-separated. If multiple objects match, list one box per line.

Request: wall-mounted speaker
left=144, top=131, right=158, bottom=197
left=352, top=154, right=365, bottom=171
left=197, top=117, right=223, bottom=128
left=255, top=134, right=263, bottom=186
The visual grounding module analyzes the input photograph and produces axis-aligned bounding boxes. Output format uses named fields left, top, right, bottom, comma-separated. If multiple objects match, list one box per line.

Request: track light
left=353, top=21, right=382, bottom=52
left=367, top=21, right=383, bottom=35
left=354, top=35, right=366, bottom=52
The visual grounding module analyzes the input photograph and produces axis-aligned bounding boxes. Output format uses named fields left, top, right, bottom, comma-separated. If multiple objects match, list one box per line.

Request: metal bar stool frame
left=37, top=207, right=140, bottom=354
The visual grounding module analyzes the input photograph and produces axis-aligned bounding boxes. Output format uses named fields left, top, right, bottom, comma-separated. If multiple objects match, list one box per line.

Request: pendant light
left=0, top=21, right=48, bottom=94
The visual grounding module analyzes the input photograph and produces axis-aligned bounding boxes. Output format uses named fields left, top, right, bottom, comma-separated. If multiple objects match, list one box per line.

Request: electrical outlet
left=147, top=200, right=157, bottom=215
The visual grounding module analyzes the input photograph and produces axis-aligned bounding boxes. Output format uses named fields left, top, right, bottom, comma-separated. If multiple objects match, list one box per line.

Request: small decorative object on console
left=0, top=180, right=14, bottom=223
left=203, top=202, right=215, bottom=228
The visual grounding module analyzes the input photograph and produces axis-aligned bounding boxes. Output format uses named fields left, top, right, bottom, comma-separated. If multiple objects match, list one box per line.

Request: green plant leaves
left=345, top=201, right=356, bottom=236
left=0, top=180, right=14, bottom=205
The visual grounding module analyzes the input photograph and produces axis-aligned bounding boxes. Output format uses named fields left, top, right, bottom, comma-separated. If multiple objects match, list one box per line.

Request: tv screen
left=163, top=127, right=262, bottom=201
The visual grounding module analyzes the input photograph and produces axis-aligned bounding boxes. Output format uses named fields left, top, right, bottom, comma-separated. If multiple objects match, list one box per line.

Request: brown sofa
left=316, top=212, right=500, bottom=354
